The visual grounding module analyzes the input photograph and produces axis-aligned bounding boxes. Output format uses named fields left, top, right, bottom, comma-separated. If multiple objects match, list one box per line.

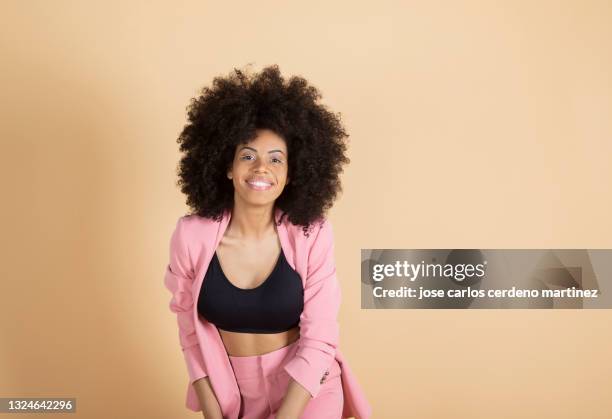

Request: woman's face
left=227, top=128, right=290, bottom=208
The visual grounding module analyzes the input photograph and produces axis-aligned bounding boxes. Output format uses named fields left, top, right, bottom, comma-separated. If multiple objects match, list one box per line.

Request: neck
left=228, top=202, right=276, bottom=240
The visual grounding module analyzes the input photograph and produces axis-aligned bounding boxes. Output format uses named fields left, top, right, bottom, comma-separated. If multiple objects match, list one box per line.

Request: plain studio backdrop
left=1, top=1, right=611, bottom=418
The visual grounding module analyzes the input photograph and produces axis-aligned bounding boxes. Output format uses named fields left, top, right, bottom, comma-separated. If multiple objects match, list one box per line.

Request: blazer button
left=320, top=369, right=329, bottom=384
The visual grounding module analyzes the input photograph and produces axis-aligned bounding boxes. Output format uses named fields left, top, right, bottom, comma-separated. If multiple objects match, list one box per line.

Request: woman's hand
left=275, top=377, right=311, bottom=419
left=193, top=377, right=224, bottom=419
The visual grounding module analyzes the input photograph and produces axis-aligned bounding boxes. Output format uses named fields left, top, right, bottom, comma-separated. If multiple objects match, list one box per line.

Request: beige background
left=1, top=1, right=611, bottom=418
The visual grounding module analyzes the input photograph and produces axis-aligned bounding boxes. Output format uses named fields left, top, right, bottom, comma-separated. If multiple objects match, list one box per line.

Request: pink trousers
left=228, top=340, right=344, bottom=419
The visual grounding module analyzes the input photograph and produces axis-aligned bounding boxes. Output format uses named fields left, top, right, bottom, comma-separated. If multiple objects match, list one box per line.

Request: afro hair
left=175, top=64, right=350, bottom=235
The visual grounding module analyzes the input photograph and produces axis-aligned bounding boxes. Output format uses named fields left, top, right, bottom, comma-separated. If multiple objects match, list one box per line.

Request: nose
left=253, top=158, right=269, bottom=173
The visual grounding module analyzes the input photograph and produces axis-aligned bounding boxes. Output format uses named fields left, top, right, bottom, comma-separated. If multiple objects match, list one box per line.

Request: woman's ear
left=227, top=170, right=233, bottom=180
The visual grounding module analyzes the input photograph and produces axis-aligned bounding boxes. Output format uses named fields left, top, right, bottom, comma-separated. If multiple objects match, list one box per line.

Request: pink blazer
left=163, top=207, right=372, bottom=419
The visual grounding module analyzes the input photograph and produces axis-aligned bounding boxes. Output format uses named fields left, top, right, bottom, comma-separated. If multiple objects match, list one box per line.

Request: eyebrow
left=239, top=146, right=286, bottom=156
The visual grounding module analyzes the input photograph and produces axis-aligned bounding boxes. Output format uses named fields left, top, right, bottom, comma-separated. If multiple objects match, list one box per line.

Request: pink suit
left=228, top=339, right=344, bottom=418
left=163, top=207, right=372, bottom=418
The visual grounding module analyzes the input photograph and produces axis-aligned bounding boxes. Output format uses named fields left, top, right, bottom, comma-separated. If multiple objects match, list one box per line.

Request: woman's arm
left=275, top=378, right=311, bottom=418
left=164, top=217, right=213, bottom=412
left=193, top=377, right=224, bottom=419
left=279, top=218, right=342, bottom=417
left=164, top=217, right=208, bottom=382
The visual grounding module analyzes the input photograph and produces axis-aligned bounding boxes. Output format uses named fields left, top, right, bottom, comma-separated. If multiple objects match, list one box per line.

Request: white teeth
left=249, top=181, right=271, bottom=186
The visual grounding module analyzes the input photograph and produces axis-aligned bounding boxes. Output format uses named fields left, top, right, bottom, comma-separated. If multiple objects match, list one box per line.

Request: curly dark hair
left=175, top=64, right=350, bottom=234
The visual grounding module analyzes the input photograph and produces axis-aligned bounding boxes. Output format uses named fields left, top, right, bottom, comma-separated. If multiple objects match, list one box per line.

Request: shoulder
left=311, top=217, right=334, bottom=249
left=282, top=216, right=334, bottom=246
left=173, top=213, right=220, bottom=245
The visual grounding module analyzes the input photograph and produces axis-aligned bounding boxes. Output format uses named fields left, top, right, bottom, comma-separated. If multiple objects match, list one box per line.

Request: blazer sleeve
left=283, top=218, right=341, bottom=398
left=163, top=216, right=208, bottom=385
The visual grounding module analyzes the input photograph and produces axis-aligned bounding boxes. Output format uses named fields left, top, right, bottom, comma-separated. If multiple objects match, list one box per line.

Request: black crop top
left=197, top=248, right=304, bottom=333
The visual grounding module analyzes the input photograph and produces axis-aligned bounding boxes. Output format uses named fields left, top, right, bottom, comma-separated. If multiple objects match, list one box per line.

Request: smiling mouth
left=245, top=179, right=273, bottom=191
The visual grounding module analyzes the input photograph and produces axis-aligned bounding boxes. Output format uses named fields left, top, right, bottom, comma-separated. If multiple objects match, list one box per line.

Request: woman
left=164, top=65, right=371, bottom=419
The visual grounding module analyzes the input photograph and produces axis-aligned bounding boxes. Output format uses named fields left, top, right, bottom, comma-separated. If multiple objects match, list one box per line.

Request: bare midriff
left=218, top=326, right=300, bottom=357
